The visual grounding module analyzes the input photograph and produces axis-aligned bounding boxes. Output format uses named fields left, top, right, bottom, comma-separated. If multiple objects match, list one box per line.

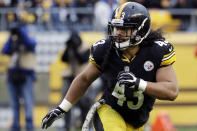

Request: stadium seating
left=150, top=10, right=181, bottom=32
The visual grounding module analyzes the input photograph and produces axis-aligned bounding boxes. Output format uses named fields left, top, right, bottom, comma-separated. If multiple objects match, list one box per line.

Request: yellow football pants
left=93, top=104, right=144, bottom=131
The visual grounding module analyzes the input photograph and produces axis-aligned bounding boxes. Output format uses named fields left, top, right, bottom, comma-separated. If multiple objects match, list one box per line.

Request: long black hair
left=140, top=29, right=165, bottom=47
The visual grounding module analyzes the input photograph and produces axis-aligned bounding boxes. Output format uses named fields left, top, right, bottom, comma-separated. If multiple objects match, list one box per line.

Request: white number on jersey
left=155, top=40, right=168, bottom=47
left=112, top=82, right=144, bottom=110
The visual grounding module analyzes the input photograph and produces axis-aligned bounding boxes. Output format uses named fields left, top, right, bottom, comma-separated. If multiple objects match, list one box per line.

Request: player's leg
left=93, top=104, right=127, bottom=131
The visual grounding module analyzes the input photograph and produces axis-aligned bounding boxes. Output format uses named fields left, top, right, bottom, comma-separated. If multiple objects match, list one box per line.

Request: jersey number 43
left=112, top=82, right=144, bottom=110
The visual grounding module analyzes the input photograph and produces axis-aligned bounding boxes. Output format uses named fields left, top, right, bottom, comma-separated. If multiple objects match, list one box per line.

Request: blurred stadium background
left=0, top=0, right=197, bottom=131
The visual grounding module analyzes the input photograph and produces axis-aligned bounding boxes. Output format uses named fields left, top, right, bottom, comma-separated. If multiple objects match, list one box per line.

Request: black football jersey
left=89, top=38, right=176, bottom=128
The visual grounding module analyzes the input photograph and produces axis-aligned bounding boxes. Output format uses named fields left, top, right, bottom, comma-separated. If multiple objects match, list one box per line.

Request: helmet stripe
left=117, top=2, right=130, bottom=19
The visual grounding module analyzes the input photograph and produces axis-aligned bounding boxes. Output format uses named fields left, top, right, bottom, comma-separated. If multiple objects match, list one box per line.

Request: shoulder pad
left=89, top=39, right=110, bottom=69
left=154, top=40, right=176, bottom=67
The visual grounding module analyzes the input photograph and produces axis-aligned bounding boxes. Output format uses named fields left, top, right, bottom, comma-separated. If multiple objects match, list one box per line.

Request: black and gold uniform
left=40, top=2, right=177, bottom=131
left=89, top=38, right=176, bottom=130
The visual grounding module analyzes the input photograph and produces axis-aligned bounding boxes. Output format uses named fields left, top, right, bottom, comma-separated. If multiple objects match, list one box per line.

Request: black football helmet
left=108, top=2, right=151, bottom=50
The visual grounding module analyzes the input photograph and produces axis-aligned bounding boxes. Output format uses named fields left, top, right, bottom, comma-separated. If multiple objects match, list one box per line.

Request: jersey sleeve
left=154, top=40, right=176, bottom=67
left=89, top=39, right=108, bottom=70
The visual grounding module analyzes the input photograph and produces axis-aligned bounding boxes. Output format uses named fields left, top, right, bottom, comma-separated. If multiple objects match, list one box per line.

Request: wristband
left=138, top=79, right=147, bottom=92
left=59, top=99, right=72, bottom=112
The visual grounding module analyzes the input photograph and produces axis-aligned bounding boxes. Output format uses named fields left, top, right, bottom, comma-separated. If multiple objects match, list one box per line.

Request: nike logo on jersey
left=169, top=46, right=173, bottom=52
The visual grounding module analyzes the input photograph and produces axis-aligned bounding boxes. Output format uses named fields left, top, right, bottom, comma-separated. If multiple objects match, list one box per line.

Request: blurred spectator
left=0, top=0, right=10, bottom=7
left=22, top=0, right=51, bottom=30
left=160, top=0, right=171, bottom=8
left=61, top=30, right=90, bottom=130
left=23, top=0, right=43, bottom=8
left=5, top=0, right=38, bottom=30
left=117, top=0, right=128, bottom=5
left=141, top=0, right=161, bottom=8
left=191, top=0, right=197, bottom=8
left=173, top=0, right=193, bottom=8
left=135, top=0, right=172, bottom=9
left=9, top=0, right=18, bottom=7
left=93, top=0, right=111, bottom=31
left=50, top=0, right=75, bottom=30
left=142, top=0, right=172, bottom=8
left=93, top=0, right=117, bottom=31
left=0, top=0, right=10, bottom=30
left=172, top=0, right=194, bottom=31
left=1, top=25, right=36, bottom=131
left=74, top=0, right=93, bottom=25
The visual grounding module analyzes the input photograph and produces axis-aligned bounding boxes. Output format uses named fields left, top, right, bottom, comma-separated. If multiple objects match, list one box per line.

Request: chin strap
left=115, top=40, right=130, bottom=50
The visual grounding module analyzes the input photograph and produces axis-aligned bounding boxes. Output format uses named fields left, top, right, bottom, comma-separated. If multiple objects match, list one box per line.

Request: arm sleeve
left=89, top=39, right=107, bottom=70
left=156, top=41, right=176, bottom=68
left=1, top=37, right=12, bottom=55
left=19, top=26, right=36, bottom=52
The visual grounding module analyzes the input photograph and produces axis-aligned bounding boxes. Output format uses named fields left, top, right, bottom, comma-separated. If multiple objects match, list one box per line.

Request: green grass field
left=177, top=127, right=197, bottom=131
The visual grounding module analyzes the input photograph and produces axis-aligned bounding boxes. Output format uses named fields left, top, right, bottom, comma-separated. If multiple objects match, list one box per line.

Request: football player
left=41, top=2, right=178, bottom=131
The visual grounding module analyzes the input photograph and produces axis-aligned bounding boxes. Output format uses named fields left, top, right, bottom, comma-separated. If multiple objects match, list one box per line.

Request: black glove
left=41, top=107, right=65, bottom=129
left=117, top=71, right=140, bottom=90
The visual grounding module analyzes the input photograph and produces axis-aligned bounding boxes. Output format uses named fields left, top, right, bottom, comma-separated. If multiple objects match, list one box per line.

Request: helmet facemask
left=108, top=17, right=150, bottom=50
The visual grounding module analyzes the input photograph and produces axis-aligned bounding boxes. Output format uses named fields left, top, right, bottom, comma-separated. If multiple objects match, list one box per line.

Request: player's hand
left=41, top=107, right=65, bottom=129
left=117, top=71, right=147, bottom=92
left=117, top=71, right=140, bottom=90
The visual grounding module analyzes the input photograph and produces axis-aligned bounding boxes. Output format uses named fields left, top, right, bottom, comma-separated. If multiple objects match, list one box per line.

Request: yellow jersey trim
left=160, top=52, right=176, bottom=66
left=122, top=55, right=130, bottom=62
left=163, top=49, right=175, bottom=58
left=89, top=55, right=101, bottom=69
left=122, top=55, right=136, bottom=63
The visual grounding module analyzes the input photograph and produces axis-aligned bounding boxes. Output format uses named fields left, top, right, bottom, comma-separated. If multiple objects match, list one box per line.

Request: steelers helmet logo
left=144, top=61, right=154, bottom=71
